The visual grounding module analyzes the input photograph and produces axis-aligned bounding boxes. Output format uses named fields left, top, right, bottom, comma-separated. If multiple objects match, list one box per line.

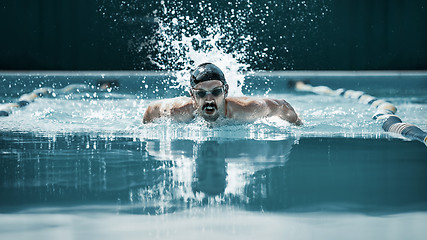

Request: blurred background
left=0, top=0, right=426, bottom=71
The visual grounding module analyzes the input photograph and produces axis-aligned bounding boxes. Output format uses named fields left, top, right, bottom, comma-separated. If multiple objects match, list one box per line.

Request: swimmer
left=143, top=63, right=302, bottom=125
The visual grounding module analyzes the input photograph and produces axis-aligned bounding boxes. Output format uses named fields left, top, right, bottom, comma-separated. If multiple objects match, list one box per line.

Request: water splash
left=147, top=1, right=254, bottom=96
left=98, top=0, right=330, bottom=93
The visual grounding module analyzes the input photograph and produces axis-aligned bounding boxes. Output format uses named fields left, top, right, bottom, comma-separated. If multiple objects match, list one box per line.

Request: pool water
left=1, top=72, right=427, bottom=239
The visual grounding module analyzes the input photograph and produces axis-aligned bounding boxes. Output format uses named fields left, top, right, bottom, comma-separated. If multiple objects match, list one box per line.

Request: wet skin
left=143, top=80, right=302, bottom=125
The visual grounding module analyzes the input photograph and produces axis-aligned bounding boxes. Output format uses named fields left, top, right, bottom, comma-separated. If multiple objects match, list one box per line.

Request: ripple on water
left=0, top=93, right=425, bottom=141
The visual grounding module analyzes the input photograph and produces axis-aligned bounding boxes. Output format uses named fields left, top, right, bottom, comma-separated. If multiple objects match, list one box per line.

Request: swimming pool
left=1, top=71, right=426, bottom=239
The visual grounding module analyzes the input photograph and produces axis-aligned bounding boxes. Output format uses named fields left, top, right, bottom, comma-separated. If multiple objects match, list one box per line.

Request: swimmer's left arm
left=227, top=97, right=302, bottom=125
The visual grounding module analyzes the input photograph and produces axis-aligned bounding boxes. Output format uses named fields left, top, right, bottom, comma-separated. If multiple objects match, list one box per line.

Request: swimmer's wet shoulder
left=143, top=97, right=194, bottom=123
left=224, top=97, right=302, bottom=125
left=143, top=63, right=302, bottom=125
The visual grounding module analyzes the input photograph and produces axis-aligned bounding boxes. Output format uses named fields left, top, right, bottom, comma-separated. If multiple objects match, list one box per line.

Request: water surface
left=1, top=73, right=426, bottom=239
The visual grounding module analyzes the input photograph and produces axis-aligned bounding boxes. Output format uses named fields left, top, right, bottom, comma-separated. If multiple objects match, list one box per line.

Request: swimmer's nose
left=205, top=93, right=215, bottom=100
left=205, top=99, right=215, bottom=104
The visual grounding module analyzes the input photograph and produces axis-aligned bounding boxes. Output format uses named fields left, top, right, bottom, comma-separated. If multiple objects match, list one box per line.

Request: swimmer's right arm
left=143, top=97, right=195, bottom=123
left=142, top=101, right=162, bottom=123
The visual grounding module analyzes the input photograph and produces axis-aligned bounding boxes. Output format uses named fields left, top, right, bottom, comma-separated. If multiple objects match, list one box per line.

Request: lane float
left=291, top=81, right=427, bottom=146
left=0, top=84, right=89, bottom=117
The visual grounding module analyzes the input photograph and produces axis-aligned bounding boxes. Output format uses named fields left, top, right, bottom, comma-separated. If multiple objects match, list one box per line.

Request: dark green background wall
left=1, top=0, right=426, bottom=70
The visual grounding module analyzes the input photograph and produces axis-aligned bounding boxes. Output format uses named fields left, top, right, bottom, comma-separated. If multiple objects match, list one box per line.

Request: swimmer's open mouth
left=203, top=103, right=217, bottom=115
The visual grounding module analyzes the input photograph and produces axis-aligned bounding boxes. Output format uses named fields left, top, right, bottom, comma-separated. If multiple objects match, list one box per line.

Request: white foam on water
left=2, top=91, right=424, bottom=142
left=1, top=210, right=426, bottom=240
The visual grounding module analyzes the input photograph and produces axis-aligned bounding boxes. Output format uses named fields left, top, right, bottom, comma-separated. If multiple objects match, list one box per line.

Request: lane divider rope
left=0, top=84, right=89, bottom=117
left=291, top=81, right=427, bottom=146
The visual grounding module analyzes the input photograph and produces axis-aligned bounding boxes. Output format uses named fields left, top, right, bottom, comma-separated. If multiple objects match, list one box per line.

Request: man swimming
left=143, top=63, right=302, bottom=125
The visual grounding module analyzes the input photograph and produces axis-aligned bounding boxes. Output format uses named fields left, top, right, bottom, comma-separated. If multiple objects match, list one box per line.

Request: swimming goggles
left=192, top=86, right=225, bottom=98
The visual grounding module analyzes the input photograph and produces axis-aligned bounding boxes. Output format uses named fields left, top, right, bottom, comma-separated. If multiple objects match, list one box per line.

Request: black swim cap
left=190, top=63, right=226, bottom=87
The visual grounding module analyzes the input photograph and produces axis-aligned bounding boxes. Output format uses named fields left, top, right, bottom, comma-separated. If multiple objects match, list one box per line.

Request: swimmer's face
left=190, top=80, right=228, bottom=122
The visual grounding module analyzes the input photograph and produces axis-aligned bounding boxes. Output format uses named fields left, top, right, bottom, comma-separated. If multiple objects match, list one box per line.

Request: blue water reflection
left=1, top=132, right=426, bottom=215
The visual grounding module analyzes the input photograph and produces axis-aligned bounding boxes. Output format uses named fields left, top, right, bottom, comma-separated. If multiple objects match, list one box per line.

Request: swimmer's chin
left=200, top=113, right=220, bottom=122
left=197, top=109, right=220, bottom=122
left=193, top=112, right=223, bottom=126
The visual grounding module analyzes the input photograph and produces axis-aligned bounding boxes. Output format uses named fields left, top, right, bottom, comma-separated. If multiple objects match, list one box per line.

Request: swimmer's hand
left=276, top=99, right=303, bottom=126
left=280, top=104, right=303, bottom=126
left=293, top=117, right=303, bottom=126
left=280, top=110, right=303, bottom=126
left=142, top=103, right=160, bottom=124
